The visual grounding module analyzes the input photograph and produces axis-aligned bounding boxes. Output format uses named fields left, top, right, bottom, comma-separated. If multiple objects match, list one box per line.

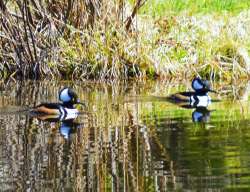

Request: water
left=0, top=80, right=250, bottom=191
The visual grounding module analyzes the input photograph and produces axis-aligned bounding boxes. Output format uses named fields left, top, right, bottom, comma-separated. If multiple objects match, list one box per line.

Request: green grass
left=2, top=0, right=250, bottom=81
left=140, top=0, right=250, bottom=16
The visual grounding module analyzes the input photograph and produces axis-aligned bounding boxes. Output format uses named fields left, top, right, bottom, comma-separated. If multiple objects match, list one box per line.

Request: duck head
left=191, top=77, right=216, bottom=94
left=59, top=88, right=79, bottom=105
left=60, top=119, right=80, bottom=140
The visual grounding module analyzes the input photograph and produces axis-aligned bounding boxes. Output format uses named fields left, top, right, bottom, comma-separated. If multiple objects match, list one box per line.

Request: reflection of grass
left=140, top=95, right=250, bottom=188
left=1, top=80, right=250, bottom=190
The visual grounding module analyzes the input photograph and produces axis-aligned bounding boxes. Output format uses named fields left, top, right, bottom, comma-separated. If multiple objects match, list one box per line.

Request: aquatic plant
left=1, top=80, right=250, bottom=191
left=0, top=0, right=250, bottom=80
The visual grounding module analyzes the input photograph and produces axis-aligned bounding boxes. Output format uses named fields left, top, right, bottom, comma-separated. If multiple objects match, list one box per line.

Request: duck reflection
left=31, top=113, right=81, bottom=139
left=192, top=106, right=212, bottom=122
left=173, top=100, right=213, bottom=123
left=59, top=119, right=80, bottom=139
left=167, top=77, right=216, bottom=122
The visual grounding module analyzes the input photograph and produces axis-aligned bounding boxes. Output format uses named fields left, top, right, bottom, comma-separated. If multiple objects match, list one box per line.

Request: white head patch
left=192, top=79, right=203, bottom=90
left=60, top=125, right=71, bottom=139
left=59, top=88, right=71, bottom=102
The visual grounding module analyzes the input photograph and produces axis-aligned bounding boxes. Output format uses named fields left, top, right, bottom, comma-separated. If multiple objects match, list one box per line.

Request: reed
left=0, top=0, right=250, bottom=81
left=0, top=80, right=249, bottom=190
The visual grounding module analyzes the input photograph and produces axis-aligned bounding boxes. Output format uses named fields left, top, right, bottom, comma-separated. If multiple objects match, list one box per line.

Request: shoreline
left=1, top=2, right=250, bottom=81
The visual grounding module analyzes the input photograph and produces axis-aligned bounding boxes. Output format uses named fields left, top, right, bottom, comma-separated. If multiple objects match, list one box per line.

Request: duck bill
left=76, top=99, right=87, bottom=107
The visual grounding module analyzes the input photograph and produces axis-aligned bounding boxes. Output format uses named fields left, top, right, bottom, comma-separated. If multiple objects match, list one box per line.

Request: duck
left=192, top=106, right=213, bottom=122
left=59, top=119, right=81, bottom=139
left=167, top=77, right=216, bottom=107
left=30, top=87, right=84, bottom=118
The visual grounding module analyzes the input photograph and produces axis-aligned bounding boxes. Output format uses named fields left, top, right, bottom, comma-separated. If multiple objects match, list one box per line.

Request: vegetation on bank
left=141, top=0, right=250, bottom=16
left=1, top=0, right=250, bottom=80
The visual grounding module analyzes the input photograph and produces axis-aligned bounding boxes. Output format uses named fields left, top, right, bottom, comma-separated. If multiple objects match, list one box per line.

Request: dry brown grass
left=1, top=1, right=250, bottom=81
left=0, top=0, right=146, bottom=80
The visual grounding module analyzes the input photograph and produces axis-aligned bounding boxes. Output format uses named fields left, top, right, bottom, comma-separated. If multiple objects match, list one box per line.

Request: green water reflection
left=0, top=80, right=250, bottom=191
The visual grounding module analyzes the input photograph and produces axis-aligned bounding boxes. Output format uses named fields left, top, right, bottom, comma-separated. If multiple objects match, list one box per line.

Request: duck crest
left=191, top=77, right=215, bottom=93
left=59, top=88, right=71, bottom=102
left=192, top=78, right=204, bottom=91
left=59, top=87, right=78, bottom=103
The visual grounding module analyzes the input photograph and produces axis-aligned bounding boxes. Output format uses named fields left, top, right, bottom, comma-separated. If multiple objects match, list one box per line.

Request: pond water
left=0, top=80, right=250, bottom=191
